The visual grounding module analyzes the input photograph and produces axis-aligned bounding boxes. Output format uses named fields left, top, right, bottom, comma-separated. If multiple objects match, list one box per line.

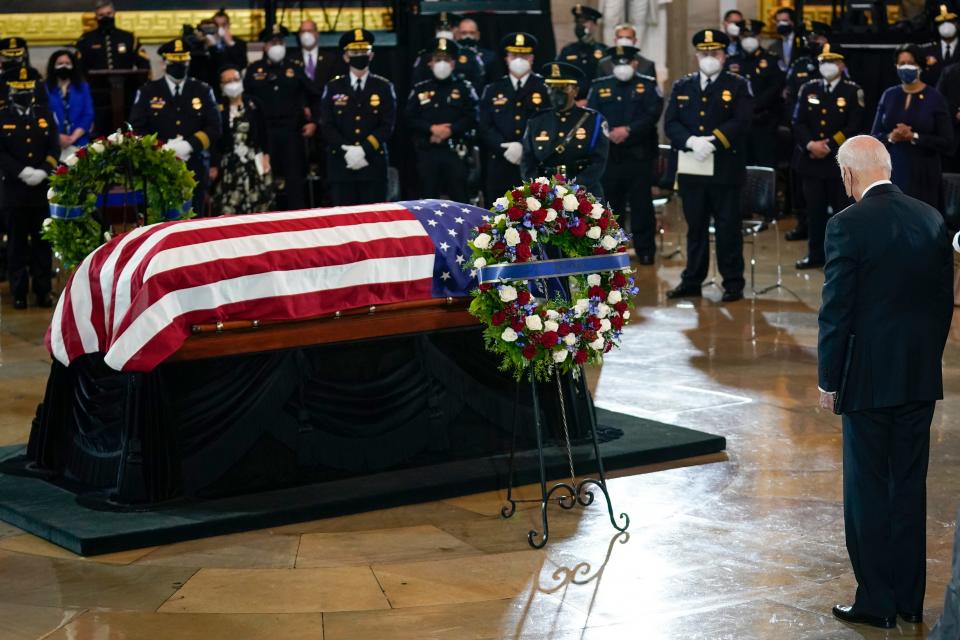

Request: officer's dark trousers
left=842, top=401, right=934, bottom=618
left=417, top=146, right=467, bottom=203
left=330, top=178, right=387, bottom=206
left=802, top=173, right=849, bottom=263
left=485, top=153, right=521, bottom=204
left=8, top=204, right=52, bottom=300
left=678, top=180, right=744, bottom=292
left=603, top=154, right=655, bottom=257
left=267, top=123, right=307, bottom=211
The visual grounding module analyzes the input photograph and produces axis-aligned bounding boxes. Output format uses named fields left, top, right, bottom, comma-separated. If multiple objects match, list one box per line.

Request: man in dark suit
left=923, top=4, right=960, bottom=85
left=767, top=8, right=807, bottom=72
left=819, top=135, right=954, bottom=630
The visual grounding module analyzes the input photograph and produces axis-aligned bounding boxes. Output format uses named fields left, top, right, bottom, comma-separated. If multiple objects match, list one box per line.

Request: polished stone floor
left=0, top=204, right=957, bottom=639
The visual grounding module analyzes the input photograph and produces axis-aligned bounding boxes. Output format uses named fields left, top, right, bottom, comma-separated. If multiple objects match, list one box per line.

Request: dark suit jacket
left=818, top=183, right=953, bottom=412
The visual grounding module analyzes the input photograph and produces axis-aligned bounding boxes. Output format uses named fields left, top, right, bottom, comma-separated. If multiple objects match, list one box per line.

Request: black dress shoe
left=666, top=284, right=701, bottom=299
left=899, top=612, right=923, bottom=624
left=785, top=227, right=808, bottom=241
left=12, top=298, right=27, bottom=310
left=795, top=256, right=824, bottom=270
left=35, top=293, right=52, bottom=309
left=832, top=605, right=896, bottom=629
left=637, top=254, right=655, bottom=266
left=721, top=289, right=744, bottom=303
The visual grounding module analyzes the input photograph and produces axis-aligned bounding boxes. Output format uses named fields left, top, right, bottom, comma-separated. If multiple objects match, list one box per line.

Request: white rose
left=107, top=131, right=123, bottom=144
left=600, top=318, right=611, bottom=332
left=473, top=233, right=492, bottom=250
left=46, top=188, right=56, bottom=201
left=536, top=176, right=550, bottom=184
left=473, top=257, right=487, bottom=269
left=494, top=214, right=507, bottom=224
left=597, top=303, right=611, bottom=318
left=574, top=298, right=590, bottom=316
left=504, top=227, right=521, bottom=247
left=608, top=290, right=622, bottom=304
left=552, top=349, right=569, bottom=363
left=586, top=226, right=602, bottom=240
left=89, top=141, right=105, bottom=154
left=499, top=285, right=518, bottom=302
left=590, top=203, right=604, bottom=219
left=525, top=197, right=542, bottom=211
left=624, top=310, right=631, bottom=320
left=544, top=320, right=559, bottom=332
left=103, top=231, right=112, bottom=242
left=587, top=274, right=602, bottom=287
left=525, top=315, right=543, bottom=331
left=564, top=333, right=577, bottom=346
left=545, top=309, right=560, bottom=320
left=501, top=327, right=518, bottom=342
left=64, top=153, right=78, bottom=167
left=42, top=217, right=53, bottom=229
left=562, top=194, right=579, bottom=211
left=555, top=185, right=568, bottom=196
left=544, top=208, right=558, bottom=222
left=601, top=235, right=618, bottom=251
left=589, top=336, right=605, bottom=351
left=494, top=197, right=509, bottom=209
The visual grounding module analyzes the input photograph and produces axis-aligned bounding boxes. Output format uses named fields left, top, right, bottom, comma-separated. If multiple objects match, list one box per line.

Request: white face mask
left=740, top=36, right=759, bottom=53
left=267, top=44, right=286, bottom=63
left=508, top=56, right=531, bottom=77
left=940, top=22, right=958, bottom=39
left=698, top=55, right=722, bottom=76
left=432, top=60, right=453, bottom=80
left=218, top=27, right=226, bottom=38
left=299, top=31, right=317, bottom=49
left=615, top=37, right=635, bottom=47
left=819, top=62, right=840, bottom=80
left=725, top=23, right=741, bottom=37
left=613, top=64, right=635, bottom=82
left=436, top=29, right=455, bottom=41
left=223, top=80, right=243, bottom=98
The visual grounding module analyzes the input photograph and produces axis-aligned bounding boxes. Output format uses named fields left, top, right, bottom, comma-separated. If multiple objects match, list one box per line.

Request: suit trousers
left=485, top=153, right=522, bottom=205
left=7, top=204, right=52, bottom=299
left=603, top=154, right=655, bottom=257
left=329, top=179, right=387, bottom=206
left=802, top=173, right=849, bottom=262
left=842, top=401, right=935, bottom=617
left=267, top=124, right=307, bottom=211
left=416, top=146, right=467, bottom=203
left=678, top=180, right=745, bottom=292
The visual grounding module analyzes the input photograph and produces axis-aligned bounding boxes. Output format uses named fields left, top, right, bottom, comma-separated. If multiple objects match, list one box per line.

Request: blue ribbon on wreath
left=47, top=203, right=86, bottom=219
left=162, top=200, right=192, bottom=220
left=95, top=190, right=145, bottom=208
left=477, top=253, right=630, bottom=285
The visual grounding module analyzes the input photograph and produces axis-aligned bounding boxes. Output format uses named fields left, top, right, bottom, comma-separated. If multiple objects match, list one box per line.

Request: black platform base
left=0, top=409, right=725, bottom=556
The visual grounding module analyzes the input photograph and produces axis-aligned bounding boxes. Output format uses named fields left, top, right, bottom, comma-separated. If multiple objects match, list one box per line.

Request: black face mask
left=53, top=66, right=73, bottom=80
left=10, top=92, right=33, bottom=109
left=776, top=23, right=793, bottom=36
left=549, top=89, right=570, bottom=111
left=98, top=16, right=115, bottom=30
left=166, top=62, right=188, bottom=80
left=575, top=24, right=588, bottom=41
left=1, top=58, right=23, bottom=72
left=809, top=42, right=824, bottom=56
left=457, top=37, right=478, bottom=49
left=349, top=55, right=370, bottom=70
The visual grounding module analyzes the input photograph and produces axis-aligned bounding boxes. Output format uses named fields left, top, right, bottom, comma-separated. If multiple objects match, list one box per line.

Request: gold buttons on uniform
left=355, top=115, right=361, bottom=120
left=821, top=108, right=827, bottom=114
left=355, top=128, right=361, bottom=134
left=515, top=129, right=521, bottom=135
left=702, top=97, right=707, bottom=103
left=698, top=125, right=705, bottom=131
left=25, top=137, right=30, bottom=143
left=176, top=120, right=181, bottom=125
left=514, top=115, right=521, bottom=120
left=699, top=111, right=705, bottom=116
left=27, top=152, right=32, bottom=157
left=820, top=120, right=826, bottom=125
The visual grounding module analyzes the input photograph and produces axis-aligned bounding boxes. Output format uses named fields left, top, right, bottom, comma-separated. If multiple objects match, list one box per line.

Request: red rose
left=479, top=283, right=492, bottom=292
left=604, top=341, right=613, bottom=353
left=617, top=246, right=627, bottom=253
left=511, top=319, right=525, bottom=332
left=522, top=344, right=537, bottom=360
left=551, top=197, right=563, bottom=210
left=492, top=241, right=506, bottom=254
left=554, top=173, right=566, bottom=183
left=76, top=148, right=88, bottom=158
left=583, top=329, right=598, bottom=342
left=55, top=165, right=69, bottom=175
left=572, top=323, right=583, bottom=335
left=612, top=272, right=627, bottom=287
left=598, top=217, right=610, bottom=230
left=578, top=198, right=593, bottom=214
left=478, top=223, right=492, bottom=233
left=511, top=189, right=524, bottom=200
left=588, top=316, right=602, bottom=331
left=517, top=290, right=531, bottom=305
left=558, top=323, right=572, bottom=337
left=491, top=310, right=506, bottom=326
left=519, top=229, right=531, bottom=244
left=516, top=243, right=532, bottom=261
left=614, top=301, right=628, bottom=314
left=541, top=331, right=559, bottom=346
left=555, top=217, right=568, bottom=231
left=123, top=130, right=134, bottom=137
left=570, top=220, right=587, bottom=237
left=593, top=248, right=607, bottom=255
left=611, top=315, right=625, bottom=330
left=530, top=209, right=547, bottom=225
left=508, top=206, right=524, bottom=221
left=574, top=349, right=589, bottom=364
left=588, top=285, right=605, bottom=299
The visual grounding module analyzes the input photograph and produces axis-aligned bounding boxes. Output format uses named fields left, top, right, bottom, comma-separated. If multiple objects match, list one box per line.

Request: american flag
left=47, top=200, right=487, bottom=372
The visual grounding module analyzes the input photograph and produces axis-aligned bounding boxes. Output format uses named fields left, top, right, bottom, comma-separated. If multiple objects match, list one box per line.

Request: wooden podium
left=86, top=68, right=150, bottom=136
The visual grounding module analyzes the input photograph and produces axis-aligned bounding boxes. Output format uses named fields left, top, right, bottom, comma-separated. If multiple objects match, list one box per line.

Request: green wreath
left=43, top=130, right=197, bottom=269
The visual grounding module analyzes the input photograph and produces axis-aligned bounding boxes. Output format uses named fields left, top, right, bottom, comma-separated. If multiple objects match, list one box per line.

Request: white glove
left=164, top=137, right=193, bottom=161
left=686, top=136, right=716, bottom=162
left=500, top=141, right=523, bottom=165
left=341, top=144, right=367, bottom=170
left=18, top=167, right=46, bottom=186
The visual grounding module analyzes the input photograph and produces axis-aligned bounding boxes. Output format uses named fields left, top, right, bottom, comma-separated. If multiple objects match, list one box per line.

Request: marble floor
left=0, top=203, right=957, bottom=639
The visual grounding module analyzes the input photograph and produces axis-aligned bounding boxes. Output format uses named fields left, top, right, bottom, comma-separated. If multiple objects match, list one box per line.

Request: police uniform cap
left=2, top=64, right=39, bottom=91
left=541, top=61, right=585, bottom=86
left=158, top=38, right=191, bottom=62
left=339, top=28, right=375, bottom=52
left=740, top=19, right=766, bottom=35
left=571, top=4, right=603, bottom=21
left=501, top=32, right=537, bottom=55
left=692, top=29, right=729, bottom=50
left=0, top=37, right=27, bottom=58
left=935, top=3, right=959, bottom=22
left=817, top=42, right=844, bottom=62
left=604, top=45, right=640, bottom=64
left=428, top=37, right=460, bottom=58
left=259, top=23, right=290, bottom=43
left=435, top=11, right=462, bottom=29
left=806, top=20, right=832, bottom=36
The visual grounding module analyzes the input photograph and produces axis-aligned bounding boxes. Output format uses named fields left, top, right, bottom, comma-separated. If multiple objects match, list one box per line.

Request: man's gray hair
left=836, top=135, right=892, bottom=175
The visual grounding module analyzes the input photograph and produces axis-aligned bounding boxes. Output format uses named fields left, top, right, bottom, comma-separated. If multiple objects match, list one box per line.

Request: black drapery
left=22, top=327, right=593, bottom=506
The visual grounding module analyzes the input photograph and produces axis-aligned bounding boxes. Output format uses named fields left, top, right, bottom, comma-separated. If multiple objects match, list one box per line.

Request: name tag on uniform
left=807, top=94, right=820, bottom=104
left=2, top=124, right=15, bottom=130
left=676, top=95, right=689, bottom=101
left=565, top=54, right=577, bottom=61
left=418, top=90, right=433, bottom=104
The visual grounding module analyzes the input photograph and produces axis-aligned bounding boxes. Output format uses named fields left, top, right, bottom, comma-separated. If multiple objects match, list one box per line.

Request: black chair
left=740, top=166, right=796, bottom=297
left=655, top=144, right=682, bottom=259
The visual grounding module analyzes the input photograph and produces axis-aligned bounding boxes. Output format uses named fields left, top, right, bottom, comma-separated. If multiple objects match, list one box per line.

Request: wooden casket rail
left=170, top=297, right=479, bottom=362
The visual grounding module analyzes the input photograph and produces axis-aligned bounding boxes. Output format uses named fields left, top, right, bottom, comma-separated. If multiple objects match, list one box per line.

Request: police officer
left=0, top=38, right=47, bottom=110
left=792, top=45, right=864, bottom=269
left=244, top=25, right=321, bottom=211
left=588, top=46, right=662, bottom=264
left=725, top=20, right=783, bottom=169
left=406, top=38, right=478, bottom=202
left=319, top=29, right=397, bottom=206
left=411, top=13, right=486, bottom=92
left=664, top=29, right=753, bottom=303
left=0, top=66, right=58, bottom=309
left=522, top=62, right=608, bottom=195
left=129, top=38, right=220, bottom=216
left=923, top=5, right=960, bottom=85
left=479, top=32, right=548, bottom=204
left=456, top=17, right=498, bottom=90
left=558, top=5, right=607, bottom=100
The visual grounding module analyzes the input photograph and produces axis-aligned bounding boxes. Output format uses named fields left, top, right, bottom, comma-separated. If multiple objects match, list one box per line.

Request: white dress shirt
left=699, top=71, right=719, bottom=90
left=511, top=73, right=530, bottom=91
left=861, top=179, right=892, bottom=198
left=349, top=70, right=368, bottom=92
left=164, top=74, right=186, bottom=97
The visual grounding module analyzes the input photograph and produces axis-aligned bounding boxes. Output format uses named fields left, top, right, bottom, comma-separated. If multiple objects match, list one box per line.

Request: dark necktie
left=948, top=43, right=954, bottom=59
left=353, top=78, right=361, bottom=94
left=175, top=83, right=181, bottom=98
left=306, top=53, right=316, bottom=81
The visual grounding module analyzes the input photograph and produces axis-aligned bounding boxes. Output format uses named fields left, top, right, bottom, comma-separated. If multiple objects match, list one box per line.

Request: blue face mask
left=897, top=64, right=920, bottom=84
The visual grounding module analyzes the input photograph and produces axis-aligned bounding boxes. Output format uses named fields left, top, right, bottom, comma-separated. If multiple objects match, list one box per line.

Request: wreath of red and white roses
left=466, top=175, right=638, bottom=379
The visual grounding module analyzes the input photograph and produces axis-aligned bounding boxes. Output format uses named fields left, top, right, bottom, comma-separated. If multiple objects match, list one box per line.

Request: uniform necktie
left=948, top=43, right=953, bottom=59
left=353, top=77, right=361, bottom=93
left=704, top=77, right=712, bottom=91
left=175, top=83, right=181, bottom=98
left=306, top=53, right=316, bottom=80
